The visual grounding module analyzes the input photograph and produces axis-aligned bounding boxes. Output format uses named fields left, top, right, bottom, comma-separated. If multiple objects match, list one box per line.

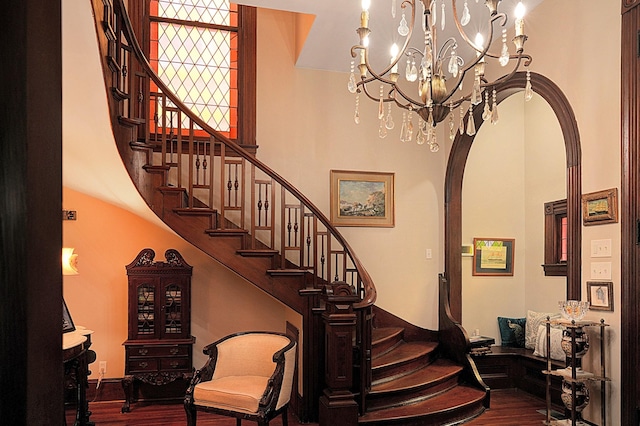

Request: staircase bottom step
left=358, top=384, right=486, bottom=426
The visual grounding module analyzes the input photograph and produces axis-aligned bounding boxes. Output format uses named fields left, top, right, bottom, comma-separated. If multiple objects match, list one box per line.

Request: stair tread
left=371, top=358, right=462, bottom=394
left=372, top=341, right=438, bottom=369
left=359, top=384, right=486, bottom=422
left=372, top=327, right=404, bottom=345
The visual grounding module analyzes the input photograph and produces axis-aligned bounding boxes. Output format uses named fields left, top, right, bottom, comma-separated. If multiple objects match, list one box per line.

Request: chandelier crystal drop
left=350, top=0, right=532, bottom=150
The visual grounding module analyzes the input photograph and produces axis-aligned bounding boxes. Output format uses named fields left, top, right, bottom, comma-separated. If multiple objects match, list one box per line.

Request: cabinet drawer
left=160, top=357, right=191, bottom=371
left=127, top=358, right=159, bottom=373
left=127, top=345, right=190, bottom=358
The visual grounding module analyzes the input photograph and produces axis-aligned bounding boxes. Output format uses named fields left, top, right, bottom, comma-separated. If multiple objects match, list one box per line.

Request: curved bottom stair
left=360, top=327, right=487, bottom=425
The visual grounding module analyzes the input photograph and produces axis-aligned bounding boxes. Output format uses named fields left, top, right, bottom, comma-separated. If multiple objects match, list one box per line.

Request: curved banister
left=112, top=0, right=375, bottom=309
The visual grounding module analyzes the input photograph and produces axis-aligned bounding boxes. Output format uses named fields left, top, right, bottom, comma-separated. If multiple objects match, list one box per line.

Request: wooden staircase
left=360, top=327, right=485, bottom=425
left=89, top=0, right=490, bottom=424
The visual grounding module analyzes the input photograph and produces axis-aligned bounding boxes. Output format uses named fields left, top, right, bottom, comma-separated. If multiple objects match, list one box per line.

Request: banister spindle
left=263, top=183, right=269, bottom=226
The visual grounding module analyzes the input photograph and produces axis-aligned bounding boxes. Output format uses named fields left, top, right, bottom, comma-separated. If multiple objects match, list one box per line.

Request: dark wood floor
left=67, top=389, right=551, bottom=425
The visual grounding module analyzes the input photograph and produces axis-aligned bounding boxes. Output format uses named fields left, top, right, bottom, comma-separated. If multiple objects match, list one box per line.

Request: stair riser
left=371, top=333, right=404, bottom=358
left=372, top=352, right=435, bottom=383
left=365, top=375, right=460, bottom=412
left=358, top=403, right=485, bottom=426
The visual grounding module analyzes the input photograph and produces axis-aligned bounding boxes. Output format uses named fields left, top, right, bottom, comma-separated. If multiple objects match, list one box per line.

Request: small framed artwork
left=582, top=188, right=618, bottom=226
left=330, top=170, right=394, bottom=227
left=587, top=281, right=614, bottom=311
left=461, top=244, right=474, bottom=257
left=472, top=238, right=515, bottom=276
left=63, top=298, right=76, bottom=333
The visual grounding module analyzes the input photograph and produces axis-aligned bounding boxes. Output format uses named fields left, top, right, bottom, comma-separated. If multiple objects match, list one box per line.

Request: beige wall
left=461, top=93, right=566, bottom=340
left=255, top=8, right=447, bottom=329
left=63, top=188, right=289, bottom=379
left=526, top=2, right=621, bottom=424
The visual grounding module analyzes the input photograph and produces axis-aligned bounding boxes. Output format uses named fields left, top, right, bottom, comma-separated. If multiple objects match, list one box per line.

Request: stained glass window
left=150, top=0, right=238, bottom=138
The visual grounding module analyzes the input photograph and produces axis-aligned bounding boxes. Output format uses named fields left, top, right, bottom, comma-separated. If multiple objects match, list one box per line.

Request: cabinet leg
left=121, top=376, right=134, bottom=413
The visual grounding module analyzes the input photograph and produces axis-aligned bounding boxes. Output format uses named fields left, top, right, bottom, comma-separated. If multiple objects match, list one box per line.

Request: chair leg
left=282, top=406, right=288, bottom=426
left=236, top=418, right=241, bottom=426
left=185, top=406, right=197, bottom=426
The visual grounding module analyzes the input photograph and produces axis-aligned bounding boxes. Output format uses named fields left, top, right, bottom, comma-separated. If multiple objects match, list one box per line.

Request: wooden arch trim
left=443, top=71, right=582, bottom=322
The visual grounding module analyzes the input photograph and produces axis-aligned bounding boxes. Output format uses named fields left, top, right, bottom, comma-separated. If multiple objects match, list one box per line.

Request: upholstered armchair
left=184, top=331, right=297, bottom=426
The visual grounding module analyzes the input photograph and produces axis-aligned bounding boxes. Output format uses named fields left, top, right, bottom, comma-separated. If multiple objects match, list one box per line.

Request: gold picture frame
left=472, top=238, right=515, bottom=276
left=582, top=188, right=618, bottom=226
left=587, top=281, right=613, bottom=311
left=330, top=170, right=394, bottom=227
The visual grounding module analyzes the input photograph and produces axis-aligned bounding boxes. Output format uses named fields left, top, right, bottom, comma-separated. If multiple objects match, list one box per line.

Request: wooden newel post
left=319, top=281, right=359, bottom=426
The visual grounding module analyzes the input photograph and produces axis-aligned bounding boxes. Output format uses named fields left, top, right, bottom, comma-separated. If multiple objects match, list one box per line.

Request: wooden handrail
left=112, top=0, right=375, bottom=309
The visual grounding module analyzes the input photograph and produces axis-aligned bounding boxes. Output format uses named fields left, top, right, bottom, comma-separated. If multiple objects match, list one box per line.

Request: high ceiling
left=238, top=0, right=543, bottom=73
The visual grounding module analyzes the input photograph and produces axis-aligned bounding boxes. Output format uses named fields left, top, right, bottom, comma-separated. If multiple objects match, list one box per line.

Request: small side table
left=469, top=336, right=495, bottom=356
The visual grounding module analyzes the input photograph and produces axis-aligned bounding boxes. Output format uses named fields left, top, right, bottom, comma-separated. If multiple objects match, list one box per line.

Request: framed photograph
left=587, top=281, right=613, bottom=311
left=330, top=170, right=394, bottom=227
left=472, top=238, right=515, bottom=276
left=63, top=298, right=76, bottom=333
left=582, top=188, right=618, bottom=226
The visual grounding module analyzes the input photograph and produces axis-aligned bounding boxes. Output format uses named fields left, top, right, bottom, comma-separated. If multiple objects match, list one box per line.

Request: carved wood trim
left=620, top=2, right=640, bottom=424
left=444, top=72, right=582, bottom=322
left=623, top=0, right=640, bottom=14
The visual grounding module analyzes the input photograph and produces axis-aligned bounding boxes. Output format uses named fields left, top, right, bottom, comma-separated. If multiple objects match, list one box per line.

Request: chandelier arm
left=388, top=83, right=426, bottom=110
left=358, top=79, right=424, bottom=111
left=479, top=56, right=528, bottom=90
left=450, top=4, right=507, bottom=57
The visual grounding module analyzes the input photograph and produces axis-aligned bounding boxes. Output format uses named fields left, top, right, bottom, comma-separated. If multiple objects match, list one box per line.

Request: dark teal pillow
left=497, top=317, right=526, bottom=348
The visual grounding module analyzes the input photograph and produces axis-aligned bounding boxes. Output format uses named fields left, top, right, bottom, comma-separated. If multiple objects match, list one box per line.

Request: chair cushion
left=193, top=375, right=269, bottom=414
left=213, top=334, right=291, bottom=380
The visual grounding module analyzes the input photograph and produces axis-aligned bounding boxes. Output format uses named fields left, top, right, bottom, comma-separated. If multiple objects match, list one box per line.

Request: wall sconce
left=62, top=247, right=79, bottom=275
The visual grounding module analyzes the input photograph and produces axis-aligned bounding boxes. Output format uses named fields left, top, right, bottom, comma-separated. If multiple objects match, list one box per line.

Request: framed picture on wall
left=472, top=238, right=515, bottom=276
left=587, top=281, right=614, bottom=311
left=330, top=170, right=394, bottom=227
left=582, top=188, right=618, bottom=226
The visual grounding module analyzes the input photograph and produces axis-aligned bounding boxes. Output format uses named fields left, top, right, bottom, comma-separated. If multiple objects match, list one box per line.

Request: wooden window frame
left=543, top=199, right=567, bottom=276
left=142, top=1, right=257, bottom=150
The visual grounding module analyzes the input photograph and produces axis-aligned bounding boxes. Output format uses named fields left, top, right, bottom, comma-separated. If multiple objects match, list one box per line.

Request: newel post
left=319, top=281, right=359, bottom=426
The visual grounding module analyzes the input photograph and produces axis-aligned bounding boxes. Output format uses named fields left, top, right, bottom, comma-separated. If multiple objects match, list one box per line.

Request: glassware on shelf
left=558, top=300, right=590, bottom=321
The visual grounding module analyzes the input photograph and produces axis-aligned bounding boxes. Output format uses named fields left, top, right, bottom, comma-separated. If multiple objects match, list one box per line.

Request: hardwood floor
left=67, top=389, right=553, bottom=425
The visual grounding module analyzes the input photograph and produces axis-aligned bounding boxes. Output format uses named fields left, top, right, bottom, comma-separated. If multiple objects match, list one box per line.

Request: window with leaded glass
left=149, top=0, right=239, bottom=139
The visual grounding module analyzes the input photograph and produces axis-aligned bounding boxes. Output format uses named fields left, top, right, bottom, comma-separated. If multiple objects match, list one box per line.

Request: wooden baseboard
left=86, top=378, right=126, bottom=402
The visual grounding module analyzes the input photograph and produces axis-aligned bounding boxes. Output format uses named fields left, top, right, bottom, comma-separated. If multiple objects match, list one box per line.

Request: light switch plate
left=590, top=262, right=612, bottom=280
left=591, top=239, right=612, bottom=258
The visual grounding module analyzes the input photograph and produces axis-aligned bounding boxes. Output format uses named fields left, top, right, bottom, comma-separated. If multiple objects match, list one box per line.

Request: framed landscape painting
left=330, top=170, right=394, bottom=227
left=472, top=238, right=515, bottom=276
left=582, top=188, right=618, bottom=226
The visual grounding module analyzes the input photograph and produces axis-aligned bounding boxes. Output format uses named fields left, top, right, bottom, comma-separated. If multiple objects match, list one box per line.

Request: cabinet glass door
left=137, top=284, right=156, bottom=336
left=163, top=283, right=183, bottom=336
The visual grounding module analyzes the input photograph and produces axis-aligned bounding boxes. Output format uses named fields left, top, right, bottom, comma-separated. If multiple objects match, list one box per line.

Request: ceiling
left=238, top=0, right=543, bottom=73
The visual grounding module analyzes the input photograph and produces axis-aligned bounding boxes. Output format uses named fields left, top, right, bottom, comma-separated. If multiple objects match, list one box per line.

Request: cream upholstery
left=185, top=332, right=297, bottom=426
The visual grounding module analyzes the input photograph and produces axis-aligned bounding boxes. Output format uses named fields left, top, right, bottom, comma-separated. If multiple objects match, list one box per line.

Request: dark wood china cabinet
left=121, top=248, right=194, bottom=412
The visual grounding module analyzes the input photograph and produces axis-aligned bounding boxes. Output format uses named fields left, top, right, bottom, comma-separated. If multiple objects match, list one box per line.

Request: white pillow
left=533, top=324, right=566, bottom=361
left=525, top=310, right=561, bottom=350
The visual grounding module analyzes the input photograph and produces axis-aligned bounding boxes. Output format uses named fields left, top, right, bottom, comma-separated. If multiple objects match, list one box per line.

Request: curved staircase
left=89, top=0, right=490, bottom=424
left=361, top=327, right=485, bottom=425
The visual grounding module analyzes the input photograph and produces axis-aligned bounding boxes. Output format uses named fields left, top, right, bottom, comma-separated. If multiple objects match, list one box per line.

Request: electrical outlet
left=99, top=361, right=107, bottom=375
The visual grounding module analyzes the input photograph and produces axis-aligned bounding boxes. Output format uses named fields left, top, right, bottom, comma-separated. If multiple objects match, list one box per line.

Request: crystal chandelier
left=348, top=0, right=534, bottom=152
